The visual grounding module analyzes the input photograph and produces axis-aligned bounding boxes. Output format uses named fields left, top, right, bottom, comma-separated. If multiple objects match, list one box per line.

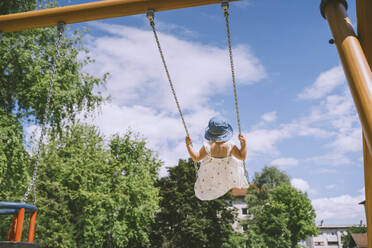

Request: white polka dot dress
left=194, top=142, right=249, bottom=201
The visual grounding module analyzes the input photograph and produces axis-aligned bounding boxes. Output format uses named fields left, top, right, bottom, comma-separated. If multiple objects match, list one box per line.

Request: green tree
left=0, top=111, right=30, bottom=201
left=342, top=226, right=367, bottom=248
left=272, top=185, right=318, bottom=247
left=221, top=232, right=247, bottom=248
left=150, top=159, right=241, bottom=248
left=35, top=124, right=161, bottom=248
left=0, top=0, right=106, bottom=195
left=244, top=166, right=291, bottom=226
left=1, top=0, right=107, bottom=242
left=0, top=1, right=107, bottom=133
left=253, top=166, right=290, bottom=190
left=0, top=0, right=35, bottom=14
left=243, top=167, right=317, bottom=248
left=0, top=0, right=41, bottom=205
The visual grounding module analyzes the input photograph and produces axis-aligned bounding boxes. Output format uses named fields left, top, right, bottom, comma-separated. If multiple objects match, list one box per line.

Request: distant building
left=230, top=188, right=248, bottom=232
left=305, top=223, right=359, bottom=248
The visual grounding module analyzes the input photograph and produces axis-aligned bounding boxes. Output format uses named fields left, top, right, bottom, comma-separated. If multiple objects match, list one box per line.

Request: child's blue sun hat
left=204, top=116, right=233, bottom=142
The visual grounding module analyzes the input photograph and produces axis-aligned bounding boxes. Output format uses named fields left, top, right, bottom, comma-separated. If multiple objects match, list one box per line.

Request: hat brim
left=204, top=124, right=233, bottom=142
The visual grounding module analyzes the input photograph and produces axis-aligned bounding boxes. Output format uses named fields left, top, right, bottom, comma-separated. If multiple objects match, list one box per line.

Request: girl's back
left=209, top=142, right=230, bottom=158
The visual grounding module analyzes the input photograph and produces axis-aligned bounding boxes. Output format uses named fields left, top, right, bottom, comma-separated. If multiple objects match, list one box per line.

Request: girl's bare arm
left=231, top=134, right=247, bottom=160
left=186, top=136, right=208, bottom=162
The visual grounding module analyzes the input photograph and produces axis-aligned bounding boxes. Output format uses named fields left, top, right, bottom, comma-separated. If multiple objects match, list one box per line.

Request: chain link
left=22, top=22, right=65, bottom=205
left=146, top=10, right=199, bottom=174
left=222, top=1, right=248, bottom=179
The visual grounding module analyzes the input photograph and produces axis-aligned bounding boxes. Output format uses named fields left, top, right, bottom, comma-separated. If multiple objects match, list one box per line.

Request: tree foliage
left=0, top=0, right=39, bottom=207
left=150, top=159, right=241, bottom=248
left=253, top=166, right=290, bottom=190
left=0, top=111, right=30, bottom=201
left=244, top=166, right=291, bottom=223
left=0, top=111, right=32, bottom=236
left=0, top=1, right=107, bottom=133
left=34, top=124, right=161, bottom=248
left=1, top=1, right=108, bottom=243
left=0, top=0, right=36, bottom=14
left=0, top=1, right=164, bottom=247
left=243, top=167, right=318, bottom=248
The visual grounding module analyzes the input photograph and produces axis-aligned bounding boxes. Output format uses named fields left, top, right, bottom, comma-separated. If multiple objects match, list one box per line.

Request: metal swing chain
left=146, top=10, right=189, bottom=137
left=221, top=0, right=248, bottom=178
left=146, top=10, right=199, bottom=173
left=22, top=22, right=65, bottom=205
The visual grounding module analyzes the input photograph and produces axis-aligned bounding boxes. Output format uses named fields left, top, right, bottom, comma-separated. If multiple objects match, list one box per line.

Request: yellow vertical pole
left=357, top=0, right=372, bottom=245
left=364, top=138, right=372, bottom=245
left=320, top=0, right=372, bottom=154
left=321, top=0, right=372, bottom=244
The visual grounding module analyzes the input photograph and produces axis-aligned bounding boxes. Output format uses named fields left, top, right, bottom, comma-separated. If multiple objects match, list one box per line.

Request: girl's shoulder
left=203, top=142, right=211, bottom=153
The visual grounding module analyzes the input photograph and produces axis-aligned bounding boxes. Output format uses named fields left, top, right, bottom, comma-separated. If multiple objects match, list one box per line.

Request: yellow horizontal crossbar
left=0, top=0, right=237, bottom=33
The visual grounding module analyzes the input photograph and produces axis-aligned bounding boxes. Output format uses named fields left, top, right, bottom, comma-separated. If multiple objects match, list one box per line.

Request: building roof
left=318, top=224, right=356, bottom=229
left=351, top=233, right=368, bottom=248
left=231, top=188, right=247, bottom=196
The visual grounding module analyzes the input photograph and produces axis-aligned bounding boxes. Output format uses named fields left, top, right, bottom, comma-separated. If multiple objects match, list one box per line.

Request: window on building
left=328, top=241, right=338, bottom=245
left=242, top=224, right=248, bottom=231
left=242, top=208, right=248, bottom=215
left=314, top=241, right=325, bottom=246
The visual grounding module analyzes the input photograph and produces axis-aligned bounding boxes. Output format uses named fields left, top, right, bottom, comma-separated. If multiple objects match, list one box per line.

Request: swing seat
left=0, top=202, right=38, bottom=247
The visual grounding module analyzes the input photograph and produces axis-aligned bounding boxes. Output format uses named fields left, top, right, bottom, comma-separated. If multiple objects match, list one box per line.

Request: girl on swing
left=186, top=116, right=249, bottom=201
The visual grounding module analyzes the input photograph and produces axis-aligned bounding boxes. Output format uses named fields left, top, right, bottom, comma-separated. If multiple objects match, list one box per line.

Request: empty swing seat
left=0, top=202, right=38, bottom=248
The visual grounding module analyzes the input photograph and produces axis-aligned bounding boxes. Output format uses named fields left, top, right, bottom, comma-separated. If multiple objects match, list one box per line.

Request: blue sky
left=49, top=0, right=366, bottom=225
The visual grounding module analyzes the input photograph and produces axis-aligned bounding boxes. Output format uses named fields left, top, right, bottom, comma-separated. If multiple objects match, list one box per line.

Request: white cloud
left=261, top=111, right=277, bottom=123
left=312, top=194, right=365, bottom=223
left=240, top=78, right=355, bottom=158
left=328, top=128, right=362, bottom=153
left=291, top=178, right=310, bottom=193
left=298, top=66, right=345, bottom=100
left=91, top=104, right=185, bottom=144
left=271, top=157, right=299, bottom=169
left=244, top=67, right=361, bottom=166
left=241, top=88, right=361, bottom=166
left=85, top=23, right=266, bottom=112
left=244, top=128, right=290, bottom=157
left=303, top=89, right=362, bottom=165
